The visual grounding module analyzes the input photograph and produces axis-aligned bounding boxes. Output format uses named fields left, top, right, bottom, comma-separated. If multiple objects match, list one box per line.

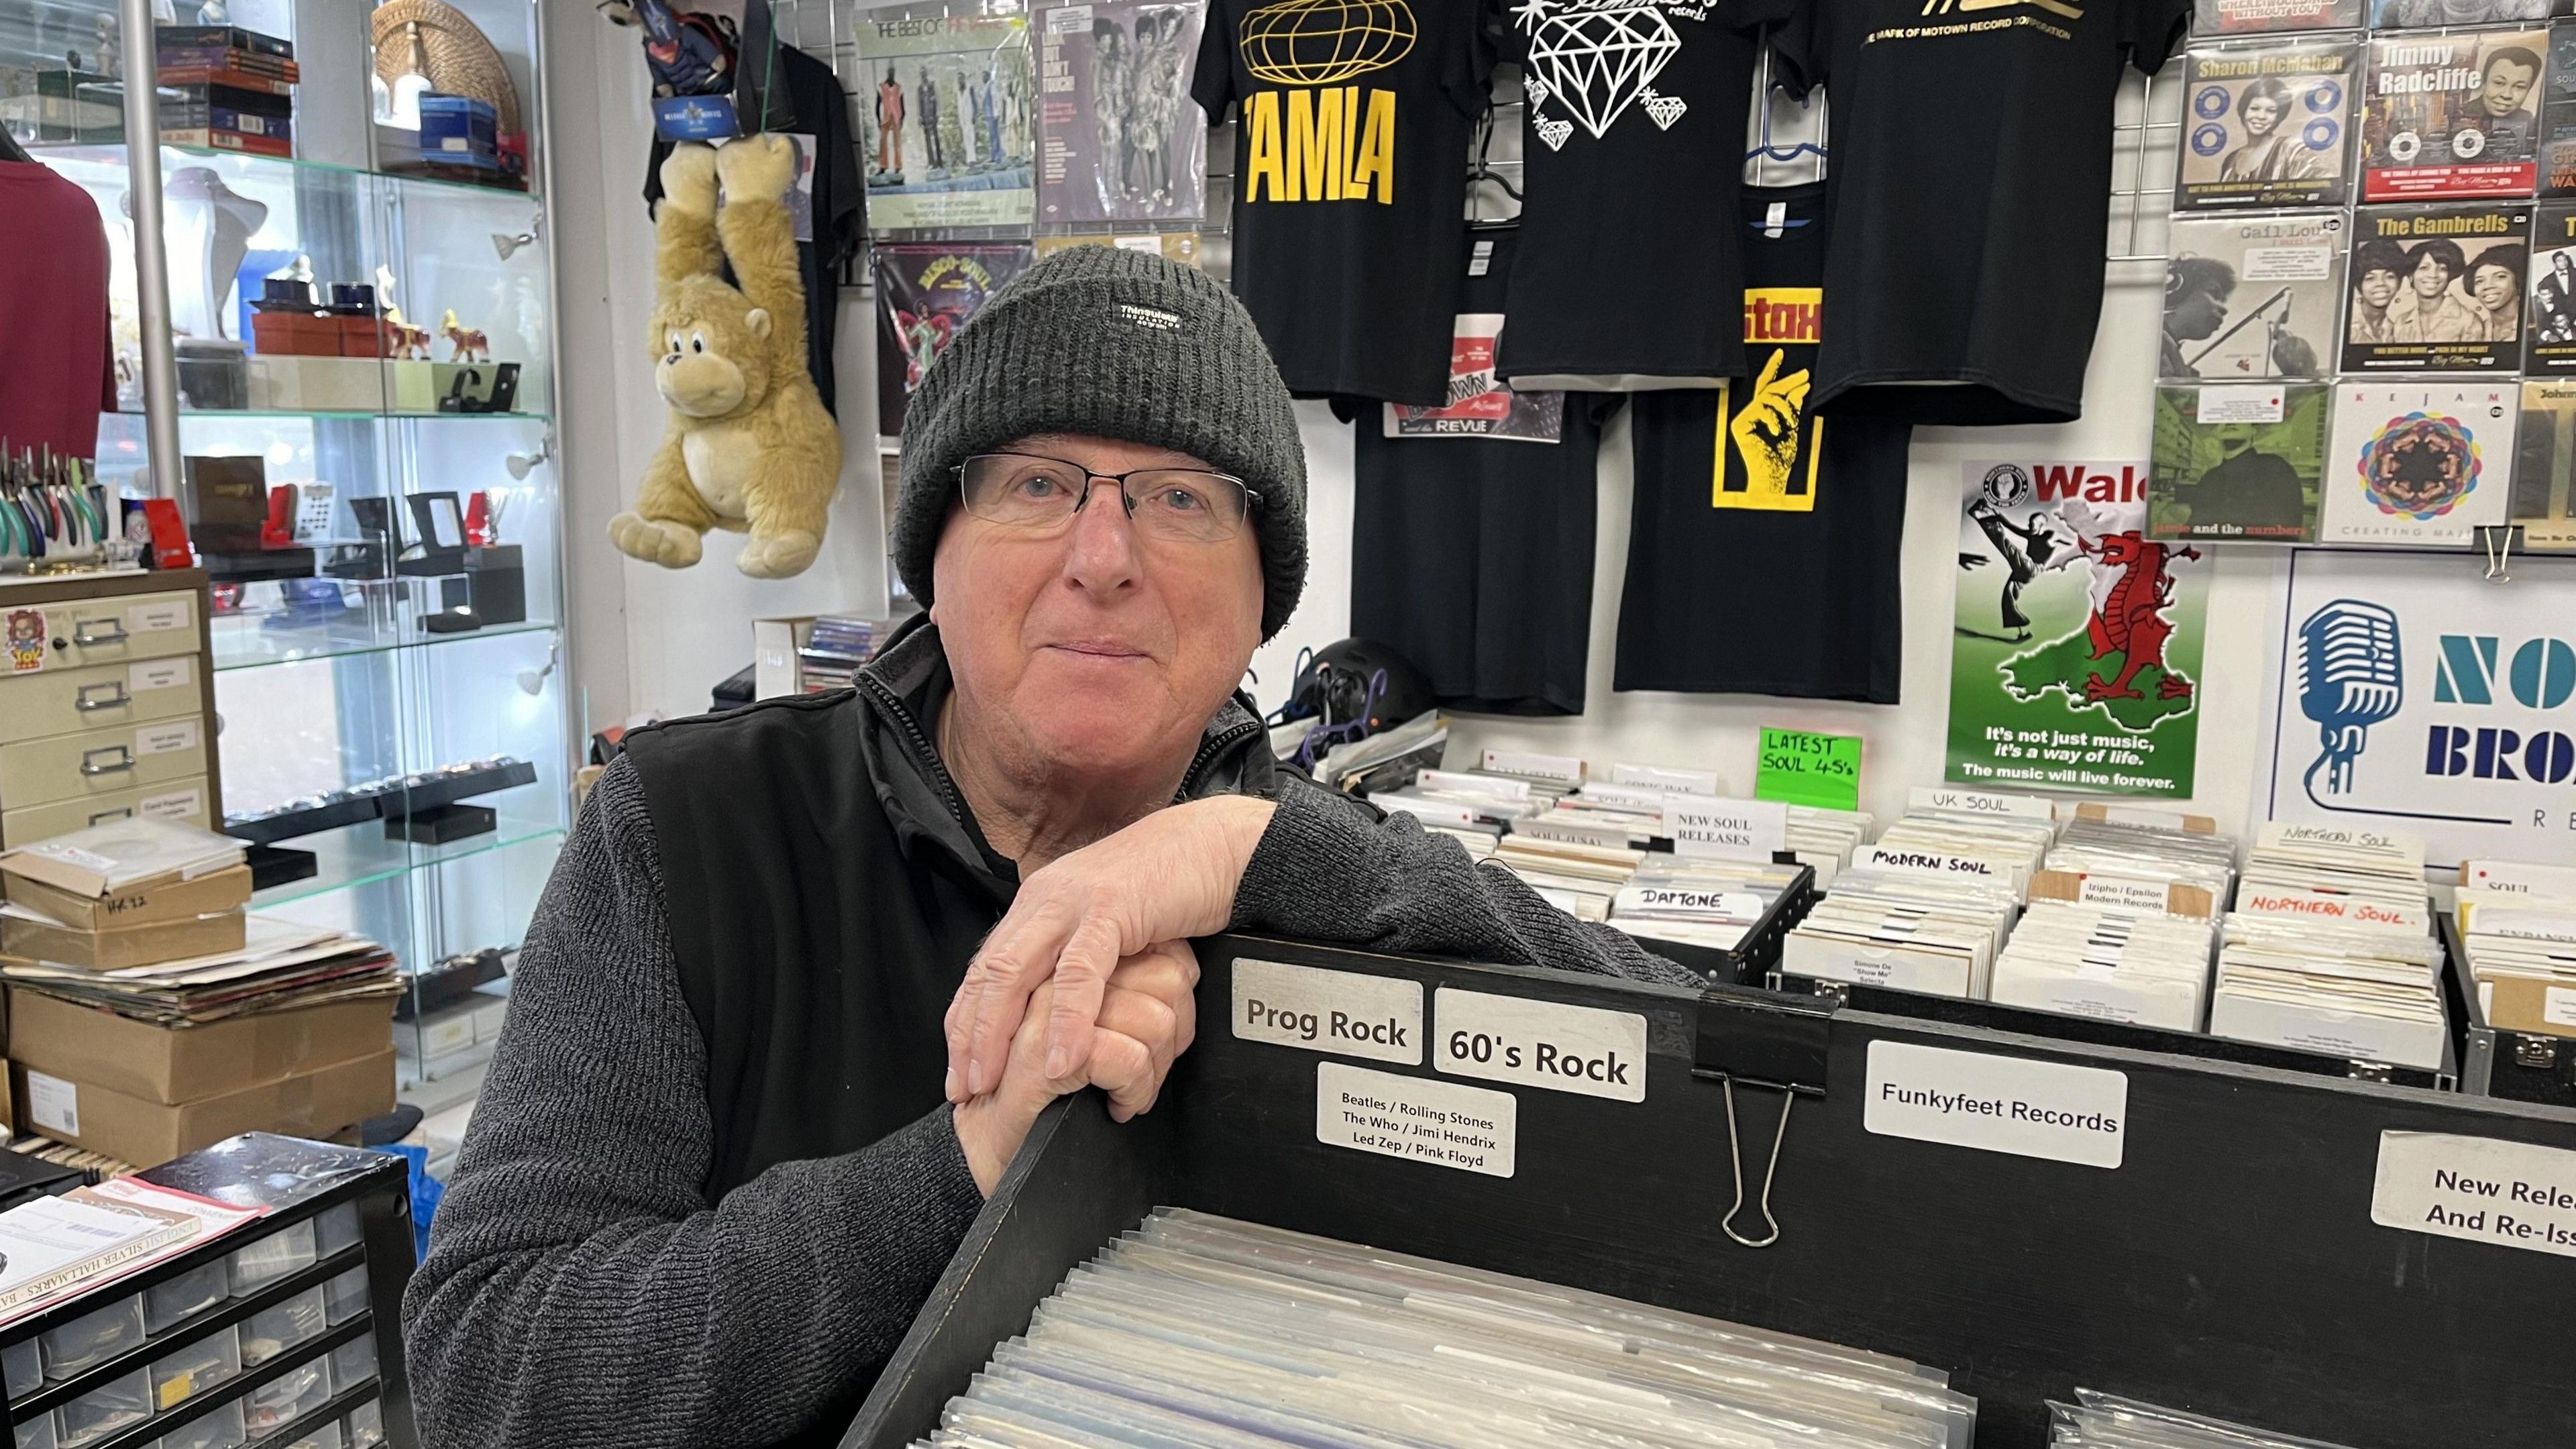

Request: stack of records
left=2210, top=826, right=2442, bottom=1066
left=1786, top=806, right=1876, bottom=886
left=1, top=916, right=398, bottom=1028
left=1489, top=836, right=1644, bottom=921
left=1515, top=790, right=1666, bottom=849
left=1609, top=859, right=1803, bottom=955
left=1371, top=769, right=1544, bottom=858
left=1784, top=866, right=2021, bottom=998
left=1988, top=902, right=2218, bottom=1030
left=2051, top=1390, right=2356, bottom=1449
left=2451, top=859, right=2576, bottom=1040
left=914, top=1208, right=1979, bottom=1449
left=799, top=616, right=888, bottom=692
left=1856, top=796, right=2059, bottom=902
left=2034, top=810, right=2238, bottom=921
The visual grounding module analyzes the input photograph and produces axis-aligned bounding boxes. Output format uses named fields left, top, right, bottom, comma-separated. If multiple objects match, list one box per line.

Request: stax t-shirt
left=1617, top=182, right=1912, bottom=703
left=1496, top=0, right=1762, bottom=390
left=1194, top=0, right=1490, bottom=406
left=1347, top=228, right=1611, bottom=715
left=1776, top=0, right=2190, bottom=425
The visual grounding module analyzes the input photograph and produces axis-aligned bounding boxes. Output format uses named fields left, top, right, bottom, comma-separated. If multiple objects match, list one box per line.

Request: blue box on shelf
left=417, top=93, right=498, bottom=168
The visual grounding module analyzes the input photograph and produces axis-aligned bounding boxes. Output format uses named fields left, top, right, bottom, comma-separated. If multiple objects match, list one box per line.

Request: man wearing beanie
left=405, top=246, right=1693, bottom=1449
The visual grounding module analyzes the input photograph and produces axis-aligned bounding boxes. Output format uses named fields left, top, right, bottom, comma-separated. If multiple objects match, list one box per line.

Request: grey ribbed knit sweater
left=402, top=753, right=1692, bottom=1449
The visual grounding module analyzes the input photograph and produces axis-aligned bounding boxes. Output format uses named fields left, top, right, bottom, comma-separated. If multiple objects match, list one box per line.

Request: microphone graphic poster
left=2318, top=381, right=2516, bottom=545
left=1945, top=460, right=2208, bottom=801
left=2162, top=213, right=2344, bottom=382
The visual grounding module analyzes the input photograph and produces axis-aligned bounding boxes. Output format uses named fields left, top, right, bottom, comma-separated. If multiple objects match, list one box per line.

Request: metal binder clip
left=2481, top=524, right=2518, bottom=583
left=1719, top=1078, right=1796, bottom=1248
left=1694, top=985, right=1837, bottom=1251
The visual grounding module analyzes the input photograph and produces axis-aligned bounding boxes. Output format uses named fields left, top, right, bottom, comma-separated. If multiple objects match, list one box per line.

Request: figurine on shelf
left=374, top=266, right=435, bottom=360
left=95, top=17, right=118, bottom=78
left=441, top=309, right=490, bottom=364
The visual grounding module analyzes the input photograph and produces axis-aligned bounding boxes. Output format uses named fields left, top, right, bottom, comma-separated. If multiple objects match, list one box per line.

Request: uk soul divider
left=2163, top=213, right=2345, bottom=380
left=2363, top=29, right=2547, bottom=202
left=2318, top=382, right=2516, bottom=545
left=2177, top=40, right=2357, bottom=211
left=2343, top=201, right=2534, bottom=372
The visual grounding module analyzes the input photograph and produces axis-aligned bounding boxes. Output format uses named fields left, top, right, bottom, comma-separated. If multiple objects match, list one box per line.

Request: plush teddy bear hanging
left=608, top=135, right=839, bottom=579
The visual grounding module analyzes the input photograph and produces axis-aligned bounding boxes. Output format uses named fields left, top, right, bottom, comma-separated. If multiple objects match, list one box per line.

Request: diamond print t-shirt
left=1194, top=0, right=1494, bottom=405
left=1494, top=0, right=1770, bottom=389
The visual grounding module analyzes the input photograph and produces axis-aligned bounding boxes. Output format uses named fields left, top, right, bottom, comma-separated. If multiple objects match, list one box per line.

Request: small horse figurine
left=440, top=309, right=490, bottom=364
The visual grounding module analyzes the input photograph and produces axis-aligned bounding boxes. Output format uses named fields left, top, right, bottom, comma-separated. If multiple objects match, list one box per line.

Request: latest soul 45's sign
left=2266, top=549, right=2576, bottom=867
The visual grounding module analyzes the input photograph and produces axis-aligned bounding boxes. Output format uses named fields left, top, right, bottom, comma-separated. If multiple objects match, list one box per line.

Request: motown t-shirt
left=1618, top=183, right=1913, bottom=702
left=1195, top=0, right=1490, bottom=406
left=1496, top=0, right=1763, bottom=389
left=1346, top=229, right=1611, bottom=715
left=1775, top=0, right=2191, bottom=425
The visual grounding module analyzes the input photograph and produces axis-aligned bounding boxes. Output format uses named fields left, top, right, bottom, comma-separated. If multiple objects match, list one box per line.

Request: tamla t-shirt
left=1195, top=0, right=1490, bottom=406
left=1776, top=0, right=2190, bottom=425
left=1617, top=182, right=1912, bottom=703
left=1348, top=228, right=1610, bottom=714
left=1497, top=0, right=1762, bottom=390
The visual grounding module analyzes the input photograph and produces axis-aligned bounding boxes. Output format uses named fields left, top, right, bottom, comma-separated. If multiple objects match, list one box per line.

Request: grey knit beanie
left=892, top=246, right=1308, bottom=639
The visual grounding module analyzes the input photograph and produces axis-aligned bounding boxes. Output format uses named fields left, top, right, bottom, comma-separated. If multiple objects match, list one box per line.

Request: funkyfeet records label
left=1947, top=460, right=2208, bottom=800
left=2176, top=40, right=2357, bottom=211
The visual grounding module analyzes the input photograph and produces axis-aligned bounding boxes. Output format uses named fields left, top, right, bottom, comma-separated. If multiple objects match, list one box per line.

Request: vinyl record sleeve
left=2544, top=19, right=2576, bottom=193
left=2177, top=41, right=2359, bottom=211
left=2512, top=378, right=2576, bottom=543
left=2318, top=382, right=2516, bottom=545
left=2342, top=201, right=2533, bottom=372
left=2195, top=0, right=2363, bottom=32
left=2528, top=203, right=2576, bottom=367
left=2163, top=213, right=2346, bottom=380
left=2371, top=0, right=2565, bottom=23
left=1034, top=1, right=1208, bottom=225
left=2149, top=382, right=2331, bottom=542
left=855, top=13, right=1037, bottom=231
left=2361, top=30, right=2546, bottom=201
left=872, top=243, right=1034, bottom=437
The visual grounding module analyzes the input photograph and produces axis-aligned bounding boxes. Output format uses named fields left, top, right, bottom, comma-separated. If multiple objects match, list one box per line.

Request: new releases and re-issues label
left=1231, top=957, right=1424, bottom=1064
left=1316, top=1062, right=1515, bottom=1177
left=1434, top=987, right=1648, bottom=1102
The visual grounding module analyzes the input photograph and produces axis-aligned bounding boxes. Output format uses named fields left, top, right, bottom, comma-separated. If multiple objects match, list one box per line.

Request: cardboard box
left=8, top=989, right=394, bottom=1105
left=2478, top=974, right=2576, bottom=1040
left=13, top=1049, right=394, bottom=1167
left=1, top=863, right=250, bottom=932
left=0, top=908, right=244, bottom=969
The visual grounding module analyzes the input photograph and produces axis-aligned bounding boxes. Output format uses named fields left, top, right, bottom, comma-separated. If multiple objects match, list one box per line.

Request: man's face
left=931, top=433, right=1265, bottom=785
left=2473, top=262, right=2516, bottom=312
left=2243, top=95, right=2280, bottom=136
left=2482, top=58, right=2537, bottom=119
left=2169, top=288, right=2226, bottom=341
left=2554, top=252, right=2571, bottom=284
left=2359, top=267, right=2400, bottom=309
left=2412, top=254, right=2455, bottom=301
left=2216, top=422, right=2259, bottom=455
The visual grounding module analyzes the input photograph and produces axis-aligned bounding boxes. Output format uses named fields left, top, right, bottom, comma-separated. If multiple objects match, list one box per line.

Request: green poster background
left=1945, top=460, right=2208, bottom=799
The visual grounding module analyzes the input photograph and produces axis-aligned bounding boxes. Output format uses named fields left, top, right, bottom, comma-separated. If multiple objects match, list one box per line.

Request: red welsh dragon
left=2075, top=531, right=2198, bottom=704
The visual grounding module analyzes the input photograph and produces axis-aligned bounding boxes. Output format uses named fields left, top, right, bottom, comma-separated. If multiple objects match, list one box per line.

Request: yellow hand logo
left=1727, top=347, right=1810, bottom=502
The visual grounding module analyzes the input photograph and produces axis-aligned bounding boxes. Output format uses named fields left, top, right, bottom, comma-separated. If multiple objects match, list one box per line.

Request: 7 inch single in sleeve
left=2163, top=213, right=2345, bottom=380
left=2318, top=382, right=2516, bottom=546
left=2363, top=30, right=2547, bottom=202
left=2150, top=382, right=2331, bottom=543
left=2514, top=378, right=2576, bottom=545
left=2530, top=203, right=2576, bottom=370
left=2343, top=201, right=2534, bottom=373
left=2176, top=40, right=2357, bottom=211
left=2195, top=0, right=2363, bottom=32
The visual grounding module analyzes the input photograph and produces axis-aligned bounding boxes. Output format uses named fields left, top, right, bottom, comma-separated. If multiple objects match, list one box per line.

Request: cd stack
left=1782, top=863, right=2021, bottom=998
left=1608, top=858, right=1805, bottom=957
left=2049, top=1390, right=2356, bottom=1449
left=2451, top=859, right=2576, bottom=1040
left=798, top=616, right=888, bottom=692
left=913, top=1208, right=1979, bottom=1449
left=2208, top=825, right=2445, bottom=1067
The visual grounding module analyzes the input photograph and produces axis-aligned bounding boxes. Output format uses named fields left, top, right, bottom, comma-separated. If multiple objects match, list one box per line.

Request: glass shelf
left=213, top=608, right=556, bottom=673
left=130, top=409, right=553, bottom=423
left=27, top=140, right=542, bottom=202
left=252, top=820, right=566, bottom=910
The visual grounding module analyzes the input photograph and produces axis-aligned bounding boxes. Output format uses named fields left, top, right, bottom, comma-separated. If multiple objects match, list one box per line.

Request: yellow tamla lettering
left=1247, top=89, right=1396, bottom=204
left=1289, top=87, right=1345, bottom=201
left=1246, top=91, right=1285, bottom=201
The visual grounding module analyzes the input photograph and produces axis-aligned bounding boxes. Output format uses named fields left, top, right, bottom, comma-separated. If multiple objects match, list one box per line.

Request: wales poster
left=1947, top=460, right=2210, bottom=798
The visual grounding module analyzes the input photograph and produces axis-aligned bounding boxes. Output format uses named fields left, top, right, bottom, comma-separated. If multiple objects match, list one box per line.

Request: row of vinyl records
left=910, top=1206, right=2380, bottom=1449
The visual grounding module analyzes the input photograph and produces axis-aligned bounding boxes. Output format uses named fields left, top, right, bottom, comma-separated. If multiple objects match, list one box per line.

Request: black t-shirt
left=1617, top=182, right=1911, bottom=703
left=1775, top=0, right=2190, bottom=425
left=1194, top=0, right=1490, bottom=406
left=646, top=44, right=864, bottom=415
left=1495, top=0, right=1762, bottom=389
left=1346, top=228, right=1610, bottom=714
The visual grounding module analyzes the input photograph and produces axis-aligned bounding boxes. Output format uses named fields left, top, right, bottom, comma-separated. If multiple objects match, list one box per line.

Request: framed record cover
left=873, top=243, right=1034, bottom=437
left=2194, top=0, right=2362, bottom=32
left=2343, top=201, right=2534, bottom=372
left=2178, top=42, right=2357, bottom=211
left=2512, top=379, right=2576, bottom=545
left=2318, top=382, right=2515, bottom=546
left=855, top=13, right=1036, bottom=232
left=2163, top=214, right=2344, bottom=380
left=1034, top=1, right=1208, bottom=225
left=2362, top=30, right=2546, bottom=201
left=2149, top=383, right=2331, bottom=543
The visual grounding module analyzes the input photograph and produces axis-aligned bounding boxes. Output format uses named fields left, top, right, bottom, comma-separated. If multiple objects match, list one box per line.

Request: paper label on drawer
left=1864, top=1041, right=2126, bottom=1169
left=26, top=1070, right=78, bottom=1136
left=1315, top=1062, right=1514, bottom=1177
left=4, top=607, right=46, bottom=674
left=1668, top=796, right=1786, bottom=861
left=1434, top=988, right=1647, bottom=1102
left=2547, top=987, right=2576, bottom=1028
left=2078, top=875, right=2172, bottom=914
left=1232, top=958, right=1423, bottom=1064
left=140, top=788, right=205, bottom=822
left=1909, top=786, right=2054, bottom=820
left=129, top=658, right=193, bottom=692
left=125, top=600, right=189, bottom=633
left=2371, top=1132, right=2576, bottom=1258
left=136, top=720, right=200, bottom=756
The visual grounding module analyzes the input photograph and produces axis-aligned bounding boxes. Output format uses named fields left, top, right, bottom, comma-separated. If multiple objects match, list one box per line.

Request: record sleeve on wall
left=1385, top=314, right=1565, bottom=443
left=2343, top=201, right=2533, bottom=372
left=2163, top=213, right=2344, bottom=380
left=2371, top=0, right=2565, bottom=23
left=2149, top=382, right=2331, bottom=542
left=856, top=13, right=1036, bottom=231
left=2546, top=20, right=2576, bottom=193
left=2361, top=30, right=2546, bottom=201
left=2530, top=203, right=2576, bottom=368
left=2194, top=0, right=2362, bottom=32
left=2513, top=378, right=2576, bottom=543
left=873, top=243, right=1034, bottom=436
left=2318, top=382, right=2516, bottom=545
left=2176, top=42, right=2357, bottom=211
left=1034, top=1, right=1207, bottom=225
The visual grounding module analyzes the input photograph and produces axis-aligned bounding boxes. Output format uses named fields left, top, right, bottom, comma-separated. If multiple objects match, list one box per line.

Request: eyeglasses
left=954, top=452, right=1260, bottom=545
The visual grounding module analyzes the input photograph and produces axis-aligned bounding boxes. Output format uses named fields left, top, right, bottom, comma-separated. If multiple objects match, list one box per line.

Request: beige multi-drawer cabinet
left=0, top=570, right=222, bottom=849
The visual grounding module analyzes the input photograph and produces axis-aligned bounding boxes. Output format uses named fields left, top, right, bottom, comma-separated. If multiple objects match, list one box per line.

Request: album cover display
left=2512, top=379, right=2576, bottom=544
left=2530, top=203, right=2576, bottom=369
left=872, top=243, right=1034, bottom=436
left=2343, top=201, right=2534, bottom=372
left=2361, top=30, right=2546, bottom=201
left=2194, top=0, right=2362, bottom=32
left=2371, top=0, right=2563, bottom=23
left=2163, top=213, right=2344, bottom=381
left=2149, top=383, right=2331, bottom=543
left=2547, top=20, right=2576, bottom=193
left=2318, top=382, right=2516, bottom=545
left=2176, top=41, right=2357, bottom=211
left=855, top=13, right=1036, bottom=231
left=1034, top=0, right=1207, bottom=225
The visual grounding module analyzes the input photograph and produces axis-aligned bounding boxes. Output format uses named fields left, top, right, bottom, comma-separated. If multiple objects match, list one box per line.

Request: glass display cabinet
left=5, top=0, right=570, bottom=1101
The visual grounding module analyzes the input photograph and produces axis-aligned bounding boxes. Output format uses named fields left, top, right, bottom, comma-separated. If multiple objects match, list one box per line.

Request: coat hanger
left=1466, top=103, right=1521, bottom=227
left=1744, top=38, right=1828, bottom=192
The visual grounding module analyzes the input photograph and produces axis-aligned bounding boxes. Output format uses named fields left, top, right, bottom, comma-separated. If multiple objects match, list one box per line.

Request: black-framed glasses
left=954, top=452, right=1260, bottom=545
